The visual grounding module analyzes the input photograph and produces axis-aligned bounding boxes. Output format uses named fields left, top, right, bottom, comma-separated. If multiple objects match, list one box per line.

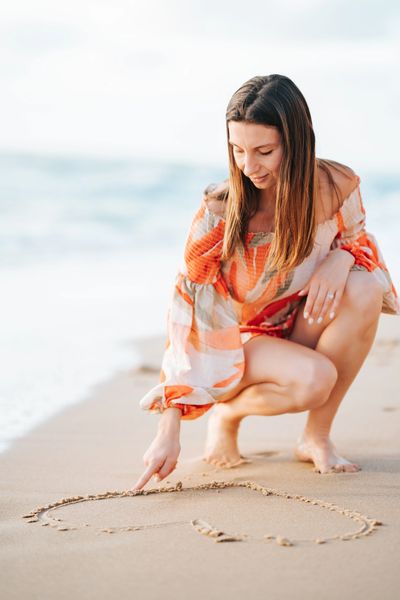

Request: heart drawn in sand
left=22, top=480, right=383, bottom=547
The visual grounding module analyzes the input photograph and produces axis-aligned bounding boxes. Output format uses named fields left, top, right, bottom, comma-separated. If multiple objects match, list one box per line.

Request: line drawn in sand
left=22, top=479, right=383, bottom=547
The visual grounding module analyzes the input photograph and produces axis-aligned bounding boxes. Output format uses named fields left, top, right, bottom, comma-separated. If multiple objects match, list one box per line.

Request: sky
left=0, top=0, right=399, bottom=173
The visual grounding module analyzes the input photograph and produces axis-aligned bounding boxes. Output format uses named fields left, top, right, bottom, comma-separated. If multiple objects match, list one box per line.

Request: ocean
left=0, top=152, right=399, bottom=454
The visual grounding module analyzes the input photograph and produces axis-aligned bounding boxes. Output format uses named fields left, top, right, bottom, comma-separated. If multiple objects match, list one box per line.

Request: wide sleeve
left=329, top=175, right=400, bottom=315
left=139, top=197, right=245, bottom=420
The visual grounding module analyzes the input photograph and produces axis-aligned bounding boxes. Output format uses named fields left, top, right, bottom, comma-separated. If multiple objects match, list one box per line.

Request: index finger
left=131, top=462, right=162, bottom=491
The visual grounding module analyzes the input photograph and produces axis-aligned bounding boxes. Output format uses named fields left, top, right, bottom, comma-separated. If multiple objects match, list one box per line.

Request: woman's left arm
left=298, top=247, right=356, bottom=324
left=298, top=173, right=400, bottom=321
left=299, top=174, right=375, bottom=323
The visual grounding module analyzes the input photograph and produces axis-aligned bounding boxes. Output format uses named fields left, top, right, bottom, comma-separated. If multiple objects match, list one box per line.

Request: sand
left=1, top=313, right=400, bottom=599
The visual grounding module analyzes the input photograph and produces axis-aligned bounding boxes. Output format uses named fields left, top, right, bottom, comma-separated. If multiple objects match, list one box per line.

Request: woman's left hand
left=298, top=248, right=355, bottom=324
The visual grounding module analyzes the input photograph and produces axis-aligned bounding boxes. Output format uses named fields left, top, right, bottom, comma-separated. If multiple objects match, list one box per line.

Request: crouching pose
left=134, top=74, right=399, bottom=489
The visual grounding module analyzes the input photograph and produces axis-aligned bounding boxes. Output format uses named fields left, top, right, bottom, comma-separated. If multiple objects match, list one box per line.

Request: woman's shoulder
left=202, top=179, right=229, bottom=218
left=316, top=159, right=360, bottom=223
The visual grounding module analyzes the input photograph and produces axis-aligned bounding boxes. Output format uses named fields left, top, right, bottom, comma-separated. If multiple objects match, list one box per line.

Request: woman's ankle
left=301, top=426, right=332, bottom=443
left=212, top=402, right=243, bottom=427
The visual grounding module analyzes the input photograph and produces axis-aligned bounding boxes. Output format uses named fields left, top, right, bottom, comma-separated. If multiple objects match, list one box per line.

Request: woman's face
left=228, top=121, right=284, bottom=190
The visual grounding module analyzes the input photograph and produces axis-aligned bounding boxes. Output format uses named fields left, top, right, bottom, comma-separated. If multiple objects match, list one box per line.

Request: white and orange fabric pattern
left=139, top=175, right=399, bottom=420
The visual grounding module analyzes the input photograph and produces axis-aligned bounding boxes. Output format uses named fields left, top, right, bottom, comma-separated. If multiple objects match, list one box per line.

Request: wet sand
left=1, top=314, right=399, bottom=599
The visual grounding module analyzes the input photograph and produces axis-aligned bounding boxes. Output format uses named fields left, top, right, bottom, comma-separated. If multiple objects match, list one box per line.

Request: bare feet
left=294, top=432, right=361, bottom=474
left=202, top=404, right=250, bottom=468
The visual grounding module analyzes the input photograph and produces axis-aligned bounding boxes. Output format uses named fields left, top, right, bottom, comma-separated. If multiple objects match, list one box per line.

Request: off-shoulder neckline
left=204, top=181, right=360, bottom=238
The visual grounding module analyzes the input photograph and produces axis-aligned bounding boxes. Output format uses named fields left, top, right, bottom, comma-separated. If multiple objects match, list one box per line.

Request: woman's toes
left=343, top=463, right=361, bottom=473
left=315, top=465, right=331, bottom=474
left=331, top=464, right=345, bottom=473
left=330, top=462, right=360, bottom=473
left=237, top=457, right=252, bottom=465
left=227, top=460, right=241, bottom=468
left=223, top=459, right=236, bottom=468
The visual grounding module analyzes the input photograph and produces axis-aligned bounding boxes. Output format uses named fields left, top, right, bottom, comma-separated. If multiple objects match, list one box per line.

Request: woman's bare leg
left=203, top=271, right=383, bottom=471
left=289, top=271, right=383, bottom=473
left=203, top=334, right=338, bottom=467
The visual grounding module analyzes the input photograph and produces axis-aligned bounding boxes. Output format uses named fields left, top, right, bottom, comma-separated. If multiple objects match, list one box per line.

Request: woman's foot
left=202, top=403, right=249, bottom=468
left=294, top=432, right=361, bottom=474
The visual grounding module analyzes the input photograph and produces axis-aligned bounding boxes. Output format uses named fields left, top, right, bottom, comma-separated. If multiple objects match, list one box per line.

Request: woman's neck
left=257, top=186, right=277, bottom=212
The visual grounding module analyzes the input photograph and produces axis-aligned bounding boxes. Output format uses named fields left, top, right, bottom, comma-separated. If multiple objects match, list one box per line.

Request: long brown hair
left=209, top=74, right=343, bottom=273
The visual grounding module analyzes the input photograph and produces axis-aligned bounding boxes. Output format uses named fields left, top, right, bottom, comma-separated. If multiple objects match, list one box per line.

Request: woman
left=133, top=74, right=399, bottom=490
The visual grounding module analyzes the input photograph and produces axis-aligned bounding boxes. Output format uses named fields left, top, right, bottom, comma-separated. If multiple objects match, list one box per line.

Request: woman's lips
left=252, top=174, right=268, bottom=182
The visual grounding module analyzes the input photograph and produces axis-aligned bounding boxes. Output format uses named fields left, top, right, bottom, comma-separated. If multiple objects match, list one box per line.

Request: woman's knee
left=342, top=271, right=383, bottom=318
left=292, top=355, right=338, bottom=411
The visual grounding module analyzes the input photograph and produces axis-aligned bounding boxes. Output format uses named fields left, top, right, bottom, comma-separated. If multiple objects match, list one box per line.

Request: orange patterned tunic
left=139, top=175, right=400, bottom=420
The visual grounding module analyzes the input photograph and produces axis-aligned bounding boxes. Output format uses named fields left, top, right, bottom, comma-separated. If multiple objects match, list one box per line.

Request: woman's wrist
left=157, top=406, right=182, bottom=434
left=331, top=247, right=356, bottom=268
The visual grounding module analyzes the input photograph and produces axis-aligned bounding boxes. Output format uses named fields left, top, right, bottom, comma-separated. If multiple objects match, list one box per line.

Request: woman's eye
left=233, top=148, right=272, bottom=155
left=232, top=148, right=272, bottom=156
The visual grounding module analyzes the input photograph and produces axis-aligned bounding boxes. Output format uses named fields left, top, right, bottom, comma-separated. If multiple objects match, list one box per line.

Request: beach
left=1, top=313, right=399, bottom=599
left=2, top=2, right=400, bottom=597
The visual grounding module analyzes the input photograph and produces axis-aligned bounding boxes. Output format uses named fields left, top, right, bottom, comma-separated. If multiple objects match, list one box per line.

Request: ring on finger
left=327, top=291, right=335, bottom=300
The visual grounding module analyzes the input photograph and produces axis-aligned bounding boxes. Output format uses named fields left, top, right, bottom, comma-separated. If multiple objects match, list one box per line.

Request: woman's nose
left=242, top=154, right=261, bottom=177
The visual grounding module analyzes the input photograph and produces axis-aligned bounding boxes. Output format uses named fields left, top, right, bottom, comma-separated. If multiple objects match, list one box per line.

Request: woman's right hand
left=132, top=407, right=182, bottom=491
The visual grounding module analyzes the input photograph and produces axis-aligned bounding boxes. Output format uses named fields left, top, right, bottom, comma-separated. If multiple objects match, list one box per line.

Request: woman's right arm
left=132, top=406, right=182, bottom=490
left=134, top=190, right=244, bottom=489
